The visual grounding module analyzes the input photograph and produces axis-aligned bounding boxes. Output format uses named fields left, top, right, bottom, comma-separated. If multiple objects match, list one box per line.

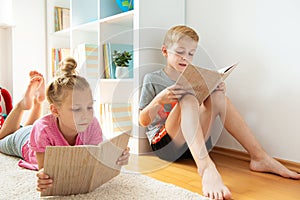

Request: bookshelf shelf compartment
left=96, top=79, right=134, bottom=104
left=72, top=20, right=98, bottom=32
left=99, top=10, right=134, bottom=27
left=72, top=0, right=97, bottom=27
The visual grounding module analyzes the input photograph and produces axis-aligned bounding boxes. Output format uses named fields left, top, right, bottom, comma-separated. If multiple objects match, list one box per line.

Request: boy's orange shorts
left=152, top=102, right=177, bottom=144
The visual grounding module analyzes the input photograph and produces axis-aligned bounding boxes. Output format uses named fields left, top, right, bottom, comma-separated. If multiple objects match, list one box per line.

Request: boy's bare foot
left=22, top=71, right=45, bottom=110
left=250, top=153, right=300, bottom=179
left=200, top=158, right=232, bottom=200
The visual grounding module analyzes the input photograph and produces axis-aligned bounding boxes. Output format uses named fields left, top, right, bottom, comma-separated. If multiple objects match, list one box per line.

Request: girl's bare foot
left=250, top=153, right=300, bottom=179
left=200, top=157, right=232, bottom=200
left=29, top=71, right=45, bottom=103
left=22, top=71, right=44, bottom=110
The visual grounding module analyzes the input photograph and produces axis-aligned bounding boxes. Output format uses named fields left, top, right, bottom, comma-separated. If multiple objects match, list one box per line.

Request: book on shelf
left=51, top=48, right=71, bottom=77
left=41, top=132, right=130, bottom=197
left=74, top=43, right=99, bottom=79
left=103, top=43, right=133, bottom=79
left=61, top=7, right=70, bottom=30
left=54, top=7, right=60, bottom=32
left=54, top=6, right=70, bottom=32
left=176, top=63, right=237, bottom=104
left=99, top=103, right=132, bottom=139
left=103, top=44, right=111, bottom=78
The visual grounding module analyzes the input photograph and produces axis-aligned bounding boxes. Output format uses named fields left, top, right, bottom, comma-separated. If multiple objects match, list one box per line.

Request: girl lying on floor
left=0, top=57, right=130, bottom=192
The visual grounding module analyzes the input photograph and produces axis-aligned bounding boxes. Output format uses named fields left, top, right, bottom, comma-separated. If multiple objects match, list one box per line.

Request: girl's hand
left=36, top=168, right=53, bottom=192
left=157, top=84, right=187, bottom=104
left=214, top=82, right=226, bottom=94
left=116, top=147, right=130, bottom=166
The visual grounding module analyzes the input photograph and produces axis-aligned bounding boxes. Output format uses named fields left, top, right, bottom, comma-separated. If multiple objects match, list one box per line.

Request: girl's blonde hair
left=163, top=25, right=199, bottom=48
left=46, top=57, right=91, bottom=107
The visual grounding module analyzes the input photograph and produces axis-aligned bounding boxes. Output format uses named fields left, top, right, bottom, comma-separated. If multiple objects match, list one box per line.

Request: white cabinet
left=46, top=0, right=185, bottom=153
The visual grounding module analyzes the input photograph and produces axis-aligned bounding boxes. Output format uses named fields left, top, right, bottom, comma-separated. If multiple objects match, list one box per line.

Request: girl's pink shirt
left=18, top=114, right=103, bottom=170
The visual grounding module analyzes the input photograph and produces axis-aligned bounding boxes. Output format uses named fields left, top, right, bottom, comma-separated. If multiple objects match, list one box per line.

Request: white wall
left=12, top=0, right=46, bottom=101
left=0, top=0, right=13, bottom=93
left=0, top=28, right=13, bottom=93
left=186, top=0, right=300, bottom=162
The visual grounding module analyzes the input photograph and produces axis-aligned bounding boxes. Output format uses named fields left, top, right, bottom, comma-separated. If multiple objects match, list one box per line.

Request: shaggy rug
left=0, top=153, right=208, bottom=200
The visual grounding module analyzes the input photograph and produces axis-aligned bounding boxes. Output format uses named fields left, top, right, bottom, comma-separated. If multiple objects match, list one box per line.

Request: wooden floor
left=126, top=148, right=300, bottom=200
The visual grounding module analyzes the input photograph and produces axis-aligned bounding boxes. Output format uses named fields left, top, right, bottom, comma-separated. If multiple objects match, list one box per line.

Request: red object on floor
left=0, top=87, right=13, bottom=129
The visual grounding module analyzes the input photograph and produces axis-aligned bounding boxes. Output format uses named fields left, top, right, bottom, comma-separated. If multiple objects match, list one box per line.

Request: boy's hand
left=158, top=84, right=187, bottom=104
left=36, top=168, right=53, bottom=192
left=116, top=147, right=130, bottom=166
left=214, top=82, right=226, bottom=94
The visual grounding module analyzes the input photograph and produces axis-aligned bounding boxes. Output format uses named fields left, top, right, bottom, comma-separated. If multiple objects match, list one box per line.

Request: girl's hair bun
left=58, top=57, right=77, bottom=76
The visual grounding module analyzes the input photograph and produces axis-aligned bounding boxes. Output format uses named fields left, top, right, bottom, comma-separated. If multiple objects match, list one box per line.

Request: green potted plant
left=112, top=50, right=132, bottom=79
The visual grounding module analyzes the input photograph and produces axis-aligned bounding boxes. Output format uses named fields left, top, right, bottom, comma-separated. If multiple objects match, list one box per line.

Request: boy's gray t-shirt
left=139, top=69, right=176, bottom=143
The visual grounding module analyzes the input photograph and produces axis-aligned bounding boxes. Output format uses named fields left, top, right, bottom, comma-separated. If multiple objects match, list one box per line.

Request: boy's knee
left=210, top=91, right=226, bottom=109
left=180, top=93, right=198, bottom=106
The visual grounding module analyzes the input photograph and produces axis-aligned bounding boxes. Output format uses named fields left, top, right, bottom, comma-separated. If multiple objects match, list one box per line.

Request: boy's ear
left=161, top=45, right=168, bottom=57
left=49, top=104, right=59, bottom=117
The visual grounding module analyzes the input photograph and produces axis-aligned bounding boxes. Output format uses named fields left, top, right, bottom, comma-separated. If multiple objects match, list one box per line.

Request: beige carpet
left=0, top=153, right=208, bottom=200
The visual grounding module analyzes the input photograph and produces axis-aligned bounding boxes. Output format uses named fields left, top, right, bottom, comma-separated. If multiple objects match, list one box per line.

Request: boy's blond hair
left=163, top=25, right=199, bottom=48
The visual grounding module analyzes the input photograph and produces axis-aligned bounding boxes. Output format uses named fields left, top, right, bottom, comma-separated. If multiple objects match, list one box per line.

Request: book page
left=217, top=63, right=238, bottom=80
left=41, top=132, right=130, bottom=197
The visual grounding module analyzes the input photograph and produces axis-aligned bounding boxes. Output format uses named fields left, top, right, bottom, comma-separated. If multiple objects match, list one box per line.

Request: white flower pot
left=115, top=66, right=130, bottom=79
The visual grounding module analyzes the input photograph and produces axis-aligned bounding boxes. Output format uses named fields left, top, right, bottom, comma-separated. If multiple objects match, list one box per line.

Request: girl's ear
left=161, top=45, right=168, bottom=57
left=49, top=104, right=59, bottom=117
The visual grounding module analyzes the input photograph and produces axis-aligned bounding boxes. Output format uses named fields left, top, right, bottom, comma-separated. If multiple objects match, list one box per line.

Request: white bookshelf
left=46, top=0, right=185, bottom=154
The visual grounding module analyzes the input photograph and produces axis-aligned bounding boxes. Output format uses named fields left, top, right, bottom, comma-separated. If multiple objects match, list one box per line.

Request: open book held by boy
left=176, top=63, right=237, bottom=104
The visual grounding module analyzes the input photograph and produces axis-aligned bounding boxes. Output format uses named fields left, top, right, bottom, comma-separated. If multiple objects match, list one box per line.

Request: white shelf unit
left=46, top=0, right=185, bottom=154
